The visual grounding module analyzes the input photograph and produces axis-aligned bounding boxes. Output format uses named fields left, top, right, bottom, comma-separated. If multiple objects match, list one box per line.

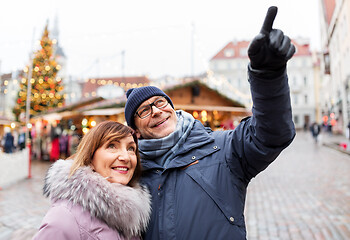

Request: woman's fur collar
left=43, top=159, right=151, bottom=238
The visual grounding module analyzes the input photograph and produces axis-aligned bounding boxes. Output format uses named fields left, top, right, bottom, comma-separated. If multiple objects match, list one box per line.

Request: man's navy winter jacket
left=140, top=71, right=295, bottom=239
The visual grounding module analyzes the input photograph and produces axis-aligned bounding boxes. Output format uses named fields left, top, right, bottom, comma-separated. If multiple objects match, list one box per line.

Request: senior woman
left=33, top=121, right=151, bottom=240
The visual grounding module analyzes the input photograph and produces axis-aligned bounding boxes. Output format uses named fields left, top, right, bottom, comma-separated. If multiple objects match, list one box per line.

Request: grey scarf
left=138, top=110, right=195, bottom=168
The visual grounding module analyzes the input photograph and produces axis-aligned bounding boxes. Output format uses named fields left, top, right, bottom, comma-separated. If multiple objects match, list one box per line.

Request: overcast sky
left=0, top=0, right=321, bottom=79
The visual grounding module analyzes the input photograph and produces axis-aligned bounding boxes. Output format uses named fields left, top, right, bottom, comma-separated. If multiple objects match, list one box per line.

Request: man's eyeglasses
left=135, top=96, right=169, bottom=119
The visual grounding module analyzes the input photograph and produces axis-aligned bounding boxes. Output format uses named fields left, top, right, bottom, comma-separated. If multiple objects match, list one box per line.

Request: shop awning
left=175, top=104, right=249, bottom=113
left=83, top=108, right=125, bottom=116
left=0, top=116, right=20, bottom=126
left=0, top=119, right=18, bottom=125
left=33, top=111, right=79, bottom=121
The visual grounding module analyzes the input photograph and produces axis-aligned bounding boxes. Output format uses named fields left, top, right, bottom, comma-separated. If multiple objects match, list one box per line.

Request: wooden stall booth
left=163, top=80, right=251, bottom=130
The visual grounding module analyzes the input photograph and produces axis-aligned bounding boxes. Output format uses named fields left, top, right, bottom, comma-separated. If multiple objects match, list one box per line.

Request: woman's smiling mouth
left=112, top=167, right=129, bottom=173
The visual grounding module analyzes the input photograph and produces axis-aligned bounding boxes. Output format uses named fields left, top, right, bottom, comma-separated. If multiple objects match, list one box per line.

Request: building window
left=304, top=95, right=308, bottom=104
left=302, top=59, right=306, bottom=67
left=239, top=48, right=248, bottom=57
left=304, top=76, right=307, bottom=86
left=224, top=49, right=234, bottom=57
left=294, top=115, right=299, bottom=125
left=324, top=52, right=330, bottom=74
left=293, top=95, right=298, bottom=105
left=343, top=15, right=348, bottom=37
left=293, top=76, right=297, bottom=86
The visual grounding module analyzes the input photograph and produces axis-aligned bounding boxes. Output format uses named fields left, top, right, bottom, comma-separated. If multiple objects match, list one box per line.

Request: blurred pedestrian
left=33, top=121, right=151, bottom=240
left=68, top=129, right=80, bottom=155
left=17, top=130, right=26, bottom=150
left=310, top=122, right=321, bottom=143
left=59, top=130, right=69, bottom=158
left=50, top=126, right=60, bottom=162
left=123, top=6, right=295, bottom=239
left=3, top=128, right=15, bottom=153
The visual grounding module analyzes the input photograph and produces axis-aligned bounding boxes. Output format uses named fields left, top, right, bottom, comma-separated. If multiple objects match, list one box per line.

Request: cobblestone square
left=0, top=131, right=349, bottom=240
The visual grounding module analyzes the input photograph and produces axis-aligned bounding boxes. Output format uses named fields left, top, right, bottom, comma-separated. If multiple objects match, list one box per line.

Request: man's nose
left=151, top=105, right=162, bottom=116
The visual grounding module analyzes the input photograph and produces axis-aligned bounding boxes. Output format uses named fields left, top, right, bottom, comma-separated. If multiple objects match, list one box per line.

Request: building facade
left=319, top=0, right=350, bottom=134
left=209, top=39, right=316, bottom=130
left=208, top=40, right=252, bottom=108
left=0, top=71, right=21, bottom=120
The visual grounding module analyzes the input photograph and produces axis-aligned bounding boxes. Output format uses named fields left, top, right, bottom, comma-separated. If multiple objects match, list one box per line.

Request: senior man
left=124, top=6, right=295, bottom=240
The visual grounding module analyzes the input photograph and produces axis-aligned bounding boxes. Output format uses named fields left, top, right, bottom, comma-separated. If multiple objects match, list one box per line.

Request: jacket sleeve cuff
left=248, top=63, right=286, bottom=81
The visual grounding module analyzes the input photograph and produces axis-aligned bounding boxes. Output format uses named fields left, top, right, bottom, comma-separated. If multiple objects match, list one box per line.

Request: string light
left=13, top=25, right=64, bottom=118
left=82, top=118, right=88, bottom=125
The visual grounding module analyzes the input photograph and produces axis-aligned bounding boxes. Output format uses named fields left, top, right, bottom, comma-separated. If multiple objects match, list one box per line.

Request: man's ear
left=135, top=129, right=141, bottom=139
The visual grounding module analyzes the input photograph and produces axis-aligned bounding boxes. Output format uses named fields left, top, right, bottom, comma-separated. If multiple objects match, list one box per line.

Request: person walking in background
left=17, top=130, right=26, bottom=150
left=68, top=129, right=80, bottom=155
left=33, top=121, right=151, bottom=240
left=310, top=122, right=321, bottom=143
left=49, top=126, right=60, bottom=162
left=123, top=6, right=295, bottom=240
left=3, top=128, right=15, bottom=153
left=59, top=130, right=69, bottom=158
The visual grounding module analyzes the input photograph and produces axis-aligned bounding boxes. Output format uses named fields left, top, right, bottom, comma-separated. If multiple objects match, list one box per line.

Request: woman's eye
left=107, top=143, right=115, bottom=149
left=128, top=146, right=136, bottom=152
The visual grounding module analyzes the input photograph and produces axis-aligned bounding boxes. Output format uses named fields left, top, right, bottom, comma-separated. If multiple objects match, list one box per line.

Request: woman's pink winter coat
left=32, top=159, right=151, bottom=240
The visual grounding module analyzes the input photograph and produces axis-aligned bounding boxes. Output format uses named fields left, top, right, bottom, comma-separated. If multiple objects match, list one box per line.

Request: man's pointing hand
left=248, top=6, right=295, bottom=75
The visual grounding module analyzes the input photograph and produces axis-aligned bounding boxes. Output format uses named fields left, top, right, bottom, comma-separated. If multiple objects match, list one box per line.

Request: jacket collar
left=44, top=159, right=151, bottom=238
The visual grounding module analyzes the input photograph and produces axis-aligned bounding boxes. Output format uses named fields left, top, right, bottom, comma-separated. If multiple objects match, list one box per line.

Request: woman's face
left=91, top=134, right=137, bottom=185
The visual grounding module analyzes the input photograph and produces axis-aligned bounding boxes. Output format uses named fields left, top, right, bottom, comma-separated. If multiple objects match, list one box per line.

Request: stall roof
left=83, top=108, right=124, bottom=116
left=163, top=79, right=245, bottom=108
left=38, top=111, right=78, bottom=121
left=0, top=119, right=18, bottom=125
left=175, top=104, right=250, bottom=113
left=0, top=116, right=20, bottom=125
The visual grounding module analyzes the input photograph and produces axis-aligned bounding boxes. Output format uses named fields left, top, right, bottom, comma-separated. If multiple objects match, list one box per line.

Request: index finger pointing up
left=260, top=6, right=278, bottom=35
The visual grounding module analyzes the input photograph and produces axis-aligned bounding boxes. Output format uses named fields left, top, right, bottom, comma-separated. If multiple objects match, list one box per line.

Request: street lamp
left=25, top=28, right=36, bottom=148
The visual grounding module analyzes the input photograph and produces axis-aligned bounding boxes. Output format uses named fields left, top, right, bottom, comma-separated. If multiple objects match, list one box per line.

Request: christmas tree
left=13, top=23, right=64, bottom=120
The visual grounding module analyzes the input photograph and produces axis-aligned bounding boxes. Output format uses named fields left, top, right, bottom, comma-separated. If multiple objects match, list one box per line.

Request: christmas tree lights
left=13, top=23, right=64, bottom=120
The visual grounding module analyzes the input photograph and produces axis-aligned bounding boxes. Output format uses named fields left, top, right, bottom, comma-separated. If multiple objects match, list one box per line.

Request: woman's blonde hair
left=68, top=120, right=141, bottom=187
